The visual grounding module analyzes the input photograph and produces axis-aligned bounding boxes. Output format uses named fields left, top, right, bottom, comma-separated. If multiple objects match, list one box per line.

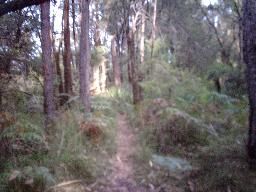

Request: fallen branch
left=46, top=180, right=83, bottom=191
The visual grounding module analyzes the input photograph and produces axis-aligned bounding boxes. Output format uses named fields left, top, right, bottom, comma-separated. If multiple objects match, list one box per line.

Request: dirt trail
left=97, top=113, right=149, bottom=192
left=52, top=113, right=184, bottom=192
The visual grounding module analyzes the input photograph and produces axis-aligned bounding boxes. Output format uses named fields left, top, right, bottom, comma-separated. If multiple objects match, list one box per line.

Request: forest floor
left=51, top=113, right=186, bottom=192
left=86, top=113, right=184, bottom=192
left=87, top=113, right=150, bottom=192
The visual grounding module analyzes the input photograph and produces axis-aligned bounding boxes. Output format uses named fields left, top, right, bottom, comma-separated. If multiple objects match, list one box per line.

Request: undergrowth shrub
left=7, top=166, right=55, bottom=192
left=134, top=60, right=248, bottom=192
left=0, top=113, right=50, bottom=192
left=0, top=94, right=119, bottom=191
left=206, top=62, right=246, bottom=98
left=142, top=104, right=210, bottom=155
left=191, top=137, right=256, bottom=192
left=46, top=97, right=117, bottom=183
left=61, top=155, right=97, bottom=181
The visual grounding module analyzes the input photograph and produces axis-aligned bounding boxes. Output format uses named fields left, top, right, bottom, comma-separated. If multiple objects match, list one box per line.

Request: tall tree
left=94, top=0, right=101, bottom=46
left=71, top=0, right=77, bottom=67
left=41, top=0, right=55, bottom=125
left=52, top=14, right=62, bottom=106
left=79, top=0, right=91, bottom=112
left=127, top=2, right=143, bottom=104
left=243, top=0, right=256, bottom=167
left=150, top=0, right=158, bottom=60
left=63, top=0, right=73, bottom=96
left=140, top=8, right=145, bottom=64
left=111, top=35, right=121, bottom=86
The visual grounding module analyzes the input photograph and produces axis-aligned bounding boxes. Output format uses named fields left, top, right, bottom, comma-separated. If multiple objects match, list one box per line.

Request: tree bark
left=111, top=35, right=121, bottom=86
left=140, top=12, right=145, bottom=64
left=94, top=0, right=101, bottom=46
left=63, top=0, right=73, bottom=96
left=71, top=0, right=77, bottom=67
left=243, top=0, right=256, bottom=167
left=0, top=0, right=48, bottom=16
left=79, top=0, right=91, bottom=112
left=55, top=40, right=64, bottom=102
left=41, top=0, right=55, bottom=126
left=150, top=0, right=157, bottom=59
left=52, top=14, right=63, bottom=106
left=127, top=29, right=143, bottom=105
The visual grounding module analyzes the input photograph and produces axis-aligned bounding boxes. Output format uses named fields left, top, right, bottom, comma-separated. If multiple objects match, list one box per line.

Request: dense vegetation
left=0, top=0, right=256, bottom=191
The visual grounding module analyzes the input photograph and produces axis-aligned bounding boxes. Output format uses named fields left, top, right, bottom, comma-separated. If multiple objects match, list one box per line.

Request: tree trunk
left=79, top=0, right=91, bottom=112
left=111, top=35, right=121, bottom=86
left=52, top=14, right=64, bottom=106
left=140, top=12, right=145, bottom=64
left=94, top=0, right=101, bottom=46
left=221, top=49, right=231, bottom=66
left=150, top=0, right=157, bottom=60
left=56, top=40, right=64, bottom=102
left=63, top=0, right=73, bottom=97
left=41, top=0, right=55, bottom=126
left=0, top=89, right=2, bottom=110
left=71, top=0, right=77, bottom=68
left=243, top=0, right=256, bottom=167
left=127, top=30, right=143, bottom=105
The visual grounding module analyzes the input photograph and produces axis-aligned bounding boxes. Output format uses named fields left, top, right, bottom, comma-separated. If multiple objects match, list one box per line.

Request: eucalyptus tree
left=79, top=0, right=91, bottom=112
left=41, top=0, right=55, bottom=125
left=242, top=0, right=256, bottom=167
left=63, top=0, right=73, bottom=96
left=107, top=0, right=145, bottom=103
left=107, top=0, right=130, bottom=82
left=194, top=0, right=241, bottom=66
left=111, top=35, right=121, bottom=86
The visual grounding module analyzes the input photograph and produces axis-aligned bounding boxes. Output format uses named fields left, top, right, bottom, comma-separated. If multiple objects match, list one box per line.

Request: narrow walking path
left=51, top=113, right=185, bottom=192
left=97, top=113, right=149, bottom=192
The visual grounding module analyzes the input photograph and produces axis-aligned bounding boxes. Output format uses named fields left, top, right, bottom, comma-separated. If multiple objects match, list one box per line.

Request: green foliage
left=7, top=166, right=55, bottom=192
left=144, top=38, right=170, bottom=62
left=63, top=156, right=97, bottom=180
left=133, top=57, right=248, bottom=192
left=223, top=69, right=247, bottom=98
left=207, top=62, right=233, bottom=81
left=141, top=105, right=210, bottom=156
left=91, top=46, right=108, bottom=66
left=105, top=86, right=133, bottom=113
left=206, top=62, right=246, bottom=97
left=0, top=96, right=119, bottom=191
left=192, top=138, right=256, bottom=192
left=1, top=114, right=43, bottom=142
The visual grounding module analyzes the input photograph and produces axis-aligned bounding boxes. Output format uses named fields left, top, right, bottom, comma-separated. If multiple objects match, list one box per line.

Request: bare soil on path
left=52, top=113, right=185, bottom=192
left=96, top=113, right=149, bottom=192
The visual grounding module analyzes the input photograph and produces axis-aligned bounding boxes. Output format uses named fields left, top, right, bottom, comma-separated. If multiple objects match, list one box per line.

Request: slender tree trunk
left=52, top=14, right=63, bottom=106
left=79, top=0, right=91, bottom=112
left=41, top=0, right=55, bottom=126
left=0, top=89, right=2, bottom=111
left=126, top=24, right=132, bottom=83
left=56, top=40, right=64, bottom=99
left=239, top=18, right=243, bottom=69
left=92, top=0, right=104, bottom=93
left=150, top=0, right=157, bottom=60
left=140, top=12, right=145, bottom=64
left=71, top=0, right=77, bottom=67
left=57, top=12, right=65, bottom=104
left=94, top=0, right=101, bottom=46
left=127, top=29, right=143, bottom=104
left=243, top=0, right=256, bottom=168
left=111, top=35, right=121, bottom=86
left=63, top=0, right=73, bottom=96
